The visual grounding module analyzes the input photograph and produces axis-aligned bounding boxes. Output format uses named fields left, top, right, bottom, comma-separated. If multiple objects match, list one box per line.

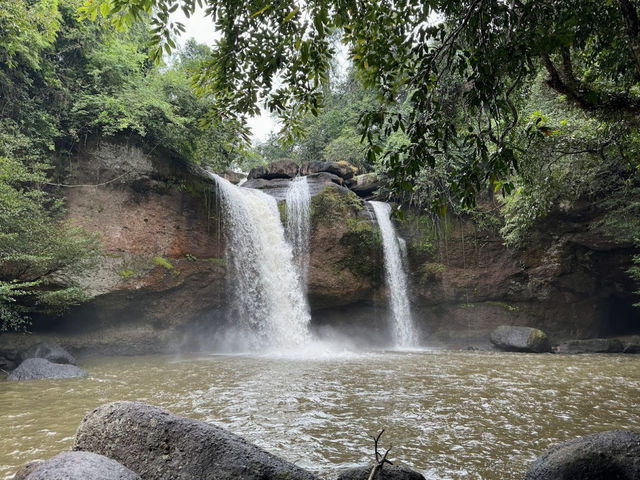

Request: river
left=1, top=351, right=639, bottom=479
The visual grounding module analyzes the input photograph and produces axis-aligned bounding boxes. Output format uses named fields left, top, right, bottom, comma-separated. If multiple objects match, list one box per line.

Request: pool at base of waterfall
left=1, top=350, right=639, bottom=480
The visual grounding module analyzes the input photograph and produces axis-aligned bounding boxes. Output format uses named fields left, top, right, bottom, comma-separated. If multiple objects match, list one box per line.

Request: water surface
left=1, top=351, right=639, bottom=479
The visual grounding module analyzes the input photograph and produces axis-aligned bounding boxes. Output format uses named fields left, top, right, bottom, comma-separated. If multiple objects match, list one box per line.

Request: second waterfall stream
left=370, top=201, right=418, bottom=347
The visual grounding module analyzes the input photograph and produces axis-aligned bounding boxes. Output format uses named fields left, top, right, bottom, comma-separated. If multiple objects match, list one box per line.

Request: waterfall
left=370, top=201, right=418, bottom=347
left=212, top=174, right=312, bottom=350
left=285, top=176, right=311, bottom=288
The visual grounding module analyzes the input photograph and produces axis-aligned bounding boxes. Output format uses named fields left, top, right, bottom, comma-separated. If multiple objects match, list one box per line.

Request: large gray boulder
left=21, top=341, right=77, bottom=365
left=248, top=159, right=299, bottom=180
left=7, top=358, right=87, bottom=380
left=489, top=325, right=551, bottom=353
left=14, top=451, right=141, bottom=480
left=74, top=401, right=319, bottom=480
left=349, top=173, right=380, bottom=198
left=555, top=338, right=624, bottom=354
left=337, top=465, right=425, bottom=480
left=301, top=161, right=357, bottom=180
left=524, top=430, right=640, bottom=480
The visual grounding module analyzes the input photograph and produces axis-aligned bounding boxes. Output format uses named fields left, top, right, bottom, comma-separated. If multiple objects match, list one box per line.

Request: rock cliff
left=1, top=139, right=637, bottom=353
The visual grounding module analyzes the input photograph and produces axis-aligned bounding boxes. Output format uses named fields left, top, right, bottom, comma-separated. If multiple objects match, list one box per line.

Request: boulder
left=74, top=401, right=319, bottom=480
left=7, top=358, right=87, bottom=380
left=555, top=338, right=624, bottom=354
left=301, top=161, right=357, bottom=180
left=248, top=160, right=299, bottom=180
left=219, top=170, right=247, bottom=185
left=349, top=173, right=380, bottom=198
left=524, top=430, right=640, bottom=480
left=489, top=325, right=551, bottom=353
left=337, top=465, right=426, bottom=480
left=623, top=339, right=640, bottom=354
left=14, top=451, right=140, bottom=480
left=21, top=341, right=77, bottom=365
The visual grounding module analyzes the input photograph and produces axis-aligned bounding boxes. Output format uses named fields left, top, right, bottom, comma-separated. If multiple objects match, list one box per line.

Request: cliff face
left=403, top=203, right=639, bottom=347
left=12, top=137, right=227, bottom=354
left=2, top=141, right=637, bottom=353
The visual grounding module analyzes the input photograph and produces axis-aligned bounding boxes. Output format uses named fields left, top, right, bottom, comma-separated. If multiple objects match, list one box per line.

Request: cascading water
left=370, top=201, right=418, bottom=347
left=212, top=174, right=312, bottom=350
left=285, top=176, right=311, bottom=288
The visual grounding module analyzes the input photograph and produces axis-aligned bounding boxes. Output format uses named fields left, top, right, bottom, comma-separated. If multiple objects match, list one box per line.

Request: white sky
left=170, top=7, right=277, bottom=143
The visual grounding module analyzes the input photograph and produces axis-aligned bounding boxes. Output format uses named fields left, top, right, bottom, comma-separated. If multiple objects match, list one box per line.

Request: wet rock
left=21, top=341, right=77, bottom=365
left=74, top=401, right=319, bottom=480
left=7, top=358, right=87, bottom=380
left=0, top=348, right=21, bottom=372
left=337, top=465, right=426, bottom=480
left=248, top=159, right=299, bottom=180
left=219, top=170, right=247, bottom=185
left=14, top=451, right=140, bottom=480
left=524, top=430, right=640, bottom=480
left=489, top=325, right=551, bottom=353
left=623, top=339, right=640, bottom=353
left=555, top=338, right=624, bottom=354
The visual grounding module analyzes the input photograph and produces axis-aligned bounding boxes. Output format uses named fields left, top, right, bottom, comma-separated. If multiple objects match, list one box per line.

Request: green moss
left=485, top=300, right=520, bottom=312
left=153, top=255, right=174, bottom=270
left=310, top=185, right=363, bottom=230
left=418, top=262, right=446, bottom=285
left=206, top=257, right=226, bottom=267
left=277, top=200, right=287, bottom=224
left=337, top=219, right=384, bottom=282
left=119, top=269, right=135, bottom=279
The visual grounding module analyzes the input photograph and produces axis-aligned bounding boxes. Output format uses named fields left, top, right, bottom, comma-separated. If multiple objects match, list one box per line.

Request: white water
left=212, top=174, right=311, bottom=350
left=285, top=176, right=311, bottom=288
left=370, top=201, right=418, bottom=347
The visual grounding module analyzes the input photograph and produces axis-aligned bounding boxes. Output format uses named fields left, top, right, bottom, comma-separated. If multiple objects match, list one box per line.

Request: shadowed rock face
left=74, top=401, right=320, bottom=480
left=524, top=430, right=640, bottom=480
left=14, top=451, right=140, bottom=480
left=555, top=338, right=624, bottom=353
left=8, top=358, right=87, bottom=380
left=21, top=342, right=76, bottom=365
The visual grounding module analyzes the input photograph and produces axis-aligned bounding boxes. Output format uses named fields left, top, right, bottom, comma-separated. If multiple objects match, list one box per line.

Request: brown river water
left=1, top=350, right=639, bottom=479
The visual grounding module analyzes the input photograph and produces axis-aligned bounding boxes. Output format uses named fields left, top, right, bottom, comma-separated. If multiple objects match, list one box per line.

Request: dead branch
left=368, top=430, right=393, bottom=480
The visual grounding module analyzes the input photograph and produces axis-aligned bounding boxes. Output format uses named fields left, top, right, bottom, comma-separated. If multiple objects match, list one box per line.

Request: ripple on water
left=0, top=352, right=639, bottom=480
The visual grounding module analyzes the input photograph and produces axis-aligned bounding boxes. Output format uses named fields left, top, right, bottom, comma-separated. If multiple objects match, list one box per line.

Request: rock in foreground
left=489, top=326, right=551, bottom=353
left=7, top=358, right=87, bottom=380
left=21, top=341, right=77, bottom=365
left=524, top=430, right=640, bottom=480
left=14, top=451, right=141, bottom=480
left=337, top=465, right=426, bottom=480
left=555, top=338, right=624, bottom=354
left=74, top=401, right=319, bottom=480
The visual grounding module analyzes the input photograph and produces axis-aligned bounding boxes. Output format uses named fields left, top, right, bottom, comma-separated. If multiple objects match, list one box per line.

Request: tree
left=82, top=0, right=640, bottom=204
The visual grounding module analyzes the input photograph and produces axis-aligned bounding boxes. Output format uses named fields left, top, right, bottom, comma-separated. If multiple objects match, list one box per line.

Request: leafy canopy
left=81, top=0, right=640, bottom=205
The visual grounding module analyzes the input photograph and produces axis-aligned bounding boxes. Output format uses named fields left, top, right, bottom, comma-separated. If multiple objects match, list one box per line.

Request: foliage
left=0, top=156, right=100, bottom=331
left=81, top=0, right=640, bottom=205
left=255, top=68, right=375, bottom=170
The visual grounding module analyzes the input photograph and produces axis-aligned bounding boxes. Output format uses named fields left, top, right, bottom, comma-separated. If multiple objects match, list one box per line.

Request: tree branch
left=619, top=0, right=640, bottom=77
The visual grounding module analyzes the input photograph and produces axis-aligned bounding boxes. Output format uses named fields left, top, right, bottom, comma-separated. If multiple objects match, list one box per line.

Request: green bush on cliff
left=0, top=156, right=100, bottom=331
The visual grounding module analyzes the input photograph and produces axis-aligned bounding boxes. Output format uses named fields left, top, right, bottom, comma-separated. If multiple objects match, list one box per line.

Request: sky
left=170, top=7, right=278, bottom=143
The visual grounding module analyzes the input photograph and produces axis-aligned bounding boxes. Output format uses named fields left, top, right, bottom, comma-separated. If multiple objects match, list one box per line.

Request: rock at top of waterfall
left=248, top=159, right=299, bottom=180
left=300, top=160, right=358, bottom=180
